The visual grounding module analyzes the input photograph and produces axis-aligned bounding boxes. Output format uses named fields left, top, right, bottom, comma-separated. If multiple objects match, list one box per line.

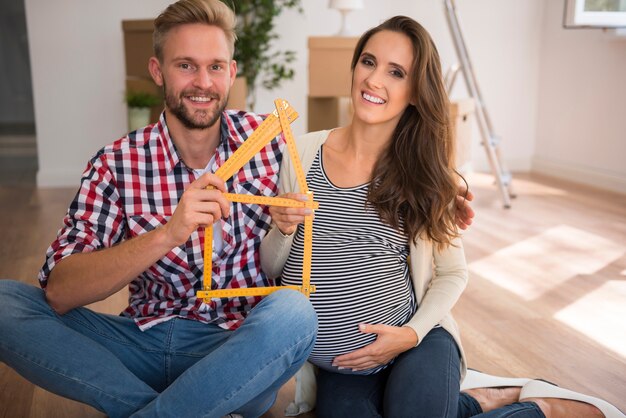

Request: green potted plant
left=221, top=0, right=302, bottom=111
left=125, top=90, right=161, bottom=131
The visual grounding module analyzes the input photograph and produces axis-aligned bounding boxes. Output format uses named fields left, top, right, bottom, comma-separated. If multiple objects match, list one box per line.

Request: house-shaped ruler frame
left=196, top=99, right=317, bottom=302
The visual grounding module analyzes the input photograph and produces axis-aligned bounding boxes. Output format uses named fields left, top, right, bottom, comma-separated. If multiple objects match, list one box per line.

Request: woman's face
left=351, top=30, right=414, bottom=128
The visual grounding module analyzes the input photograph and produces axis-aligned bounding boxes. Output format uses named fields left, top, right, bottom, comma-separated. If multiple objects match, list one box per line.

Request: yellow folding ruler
left=196, top=99, right=317, bottom=302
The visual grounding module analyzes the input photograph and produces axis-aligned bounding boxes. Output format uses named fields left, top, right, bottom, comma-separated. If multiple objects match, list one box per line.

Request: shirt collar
left=157, top=111, right=238, bottom=174
left=156, top=112, right=181, bottom=174
left=220, top=110, right=247, bottom=146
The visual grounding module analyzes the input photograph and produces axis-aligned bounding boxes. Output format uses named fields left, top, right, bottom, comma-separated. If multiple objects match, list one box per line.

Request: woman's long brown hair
left=351, top=16, right=464, bottom=249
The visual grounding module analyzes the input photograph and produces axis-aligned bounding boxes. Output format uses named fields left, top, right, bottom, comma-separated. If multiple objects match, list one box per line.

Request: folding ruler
left=196, top=99, right=318, bottom=302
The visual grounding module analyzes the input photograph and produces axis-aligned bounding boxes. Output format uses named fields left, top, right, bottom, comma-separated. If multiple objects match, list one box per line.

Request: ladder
left=443, top=0, right=515, bottom=208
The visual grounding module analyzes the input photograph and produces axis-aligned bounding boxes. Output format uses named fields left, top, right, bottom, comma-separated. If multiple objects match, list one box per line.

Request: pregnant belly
left=308, top=312, right=389, bottom=375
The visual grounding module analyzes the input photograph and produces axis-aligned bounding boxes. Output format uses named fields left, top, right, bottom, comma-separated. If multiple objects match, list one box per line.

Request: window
left=564, top=0, right=626, bottom=28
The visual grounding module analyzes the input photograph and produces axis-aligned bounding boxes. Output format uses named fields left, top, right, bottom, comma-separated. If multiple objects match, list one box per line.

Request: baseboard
left=532, top=157, right=626, bottom=195
left=0, top=135, right=37, bottom=157
left=0, top=123, right=36, bottom=135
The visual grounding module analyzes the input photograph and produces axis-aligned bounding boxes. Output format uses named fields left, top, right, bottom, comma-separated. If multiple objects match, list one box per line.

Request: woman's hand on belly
left=331, top=323, right=419, bottom=371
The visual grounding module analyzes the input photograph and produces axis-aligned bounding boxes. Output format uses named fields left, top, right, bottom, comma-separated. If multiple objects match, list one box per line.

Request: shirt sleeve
left=38, top=152, right=126, bottom=288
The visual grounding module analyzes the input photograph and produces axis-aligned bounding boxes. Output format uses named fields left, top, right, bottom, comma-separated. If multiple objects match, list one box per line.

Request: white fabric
left=192, top=158, right=223, bottom=254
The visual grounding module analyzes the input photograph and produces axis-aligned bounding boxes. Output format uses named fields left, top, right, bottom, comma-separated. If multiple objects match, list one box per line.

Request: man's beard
left=164, top=82, right=228, bottom=130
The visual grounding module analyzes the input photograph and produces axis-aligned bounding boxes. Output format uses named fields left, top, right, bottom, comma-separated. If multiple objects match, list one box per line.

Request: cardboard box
left=227, top=77, right=247, bottom=111
left=308, top=97, right=354, bottom=132
left=450, top=99, right=475, bottom=171
left=308, top=37, right=358, bottom=97
left=122, top=20, right=154, bottom=79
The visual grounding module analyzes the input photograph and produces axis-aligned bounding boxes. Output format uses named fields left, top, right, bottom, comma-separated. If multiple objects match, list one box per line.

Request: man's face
left=150, top=23, right=237, bottom=130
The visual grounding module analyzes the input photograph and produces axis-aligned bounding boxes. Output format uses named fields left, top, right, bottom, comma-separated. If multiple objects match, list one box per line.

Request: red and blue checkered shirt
left=39, top=111, right=285, bottom=330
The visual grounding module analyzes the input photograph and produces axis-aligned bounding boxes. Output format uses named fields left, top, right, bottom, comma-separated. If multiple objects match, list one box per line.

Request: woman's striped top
left=281, top=147, right=416, bottom=375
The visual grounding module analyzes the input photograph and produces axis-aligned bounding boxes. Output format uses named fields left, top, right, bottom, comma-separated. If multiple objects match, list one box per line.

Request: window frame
left=563, top=0, right=626, bottom=28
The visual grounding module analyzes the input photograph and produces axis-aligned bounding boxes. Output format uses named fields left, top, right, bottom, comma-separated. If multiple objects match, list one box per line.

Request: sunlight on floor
left=468, top=225, right=624, bottom=300
left=467, top=172, right=567, bottom=196
left=555, top=280, right=626, bottom=358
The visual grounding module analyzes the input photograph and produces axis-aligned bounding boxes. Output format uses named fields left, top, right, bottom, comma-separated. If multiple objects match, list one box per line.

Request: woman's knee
left=384, top=328, right=461, bottom=417
left=317, top=392, right=381, bottom=418
left=394, top=328, right=461, bottom=381
left=317, top=370, right=384, bottom=418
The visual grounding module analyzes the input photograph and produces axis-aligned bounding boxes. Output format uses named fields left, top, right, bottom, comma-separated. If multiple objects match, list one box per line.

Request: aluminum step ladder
left=443, top=0, right=515, bottom=208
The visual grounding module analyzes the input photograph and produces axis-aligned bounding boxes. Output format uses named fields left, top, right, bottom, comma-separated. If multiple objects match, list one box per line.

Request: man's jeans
left=0, top=280, right=317, bottom=418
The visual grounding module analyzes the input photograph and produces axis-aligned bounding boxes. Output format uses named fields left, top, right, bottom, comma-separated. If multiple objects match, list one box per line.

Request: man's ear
left=148, top=57, right=164, bottom=87
left=229, top=60, right=237, bottom=87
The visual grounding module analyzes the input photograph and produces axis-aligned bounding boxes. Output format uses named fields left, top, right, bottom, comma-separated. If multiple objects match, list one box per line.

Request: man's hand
left=455, top=184, right=474, bottom=230
left=46, top=172, right=229, bottom=314
left=331, top=324, right=418, bottom=372
left=162, top=173, right=230, bottom=247
left=268, top=193, right=313, bottom=236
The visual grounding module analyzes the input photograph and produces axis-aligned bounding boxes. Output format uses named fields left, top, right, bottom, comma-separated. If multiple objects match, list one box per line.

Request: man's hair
left=153, top=0, right=237, bottom=61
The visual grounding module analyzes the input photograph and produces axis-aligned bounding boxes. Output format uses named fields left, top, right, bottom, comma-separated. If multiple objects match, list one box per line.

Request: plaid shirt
left=39, top=111, right=284, bottom=330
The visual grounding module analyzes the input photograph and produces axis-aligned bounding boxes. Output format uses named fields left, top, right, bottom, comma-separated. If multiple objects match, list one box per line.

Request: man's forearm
left=45, top=227, right=175, bottom=314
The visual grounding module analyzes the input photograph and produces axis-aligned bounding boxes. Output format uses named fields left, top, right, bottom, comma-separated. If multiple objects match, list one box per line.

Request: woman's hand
left=331, top=324, right=418, bottom=371
left=269, top=193, right=313, bottom=235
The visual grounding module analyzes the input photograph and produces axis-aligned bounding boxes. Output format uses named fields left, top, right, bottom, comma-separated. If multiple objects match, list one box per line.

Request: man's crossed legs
left=0, top=280, right=317, bottom=418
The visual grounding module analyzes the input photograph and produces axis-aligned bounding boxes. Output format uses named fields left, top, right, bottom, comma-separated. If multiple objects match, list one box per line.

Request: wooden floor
left=0, top=171, right=624, bottom=417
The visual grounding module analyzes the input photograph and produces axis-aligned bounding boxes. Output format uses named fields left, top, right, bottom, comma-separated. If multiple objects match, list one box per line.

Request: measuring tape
left=197, top=284, right=316, bottom=298
left=222, top=193, right=318, bottom=210
left=214, top=100, right=298, bottom=182
left=275, top=99, right=314, bottom=298
left=198, top=99, right=317, bottom=301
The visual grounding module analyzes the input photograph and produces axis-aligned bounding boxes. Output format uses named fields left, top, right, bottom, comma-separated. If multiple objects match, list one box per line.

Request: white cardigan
left=260, top=130, right=469, bottom=414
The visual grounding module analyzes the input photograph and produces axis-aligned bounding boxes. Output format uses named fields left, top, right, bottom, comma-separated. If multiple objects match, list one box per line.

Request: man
left=0, top=1, right=316, bottom=417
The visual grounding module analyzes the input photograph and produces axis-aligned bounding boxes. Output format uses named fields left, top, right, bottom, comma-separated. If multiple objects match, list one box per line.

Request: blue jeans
left=0, top=280, right=317, bottom=418
left=459, top=394, right=545, bottom=418
left=316, top=327, right=545, bottom=418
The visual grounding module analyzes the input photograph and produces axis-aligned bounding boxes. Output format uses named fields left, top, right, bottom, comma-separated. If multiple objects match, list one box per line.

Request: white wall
left=259, top=0, right=544, bottom=173
left=533, top=1, right=626, bottom=194
left=25, top=0, right=171, bottom=187
left=452, top=0, right=544, bottom=172
left=27, top=0, right=543, bottom=187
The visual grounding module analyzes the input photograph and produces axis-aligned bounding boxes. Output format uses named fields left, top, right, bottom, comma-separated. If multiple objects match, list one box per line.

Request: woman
left=261, top=16, right=624, bottom=418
